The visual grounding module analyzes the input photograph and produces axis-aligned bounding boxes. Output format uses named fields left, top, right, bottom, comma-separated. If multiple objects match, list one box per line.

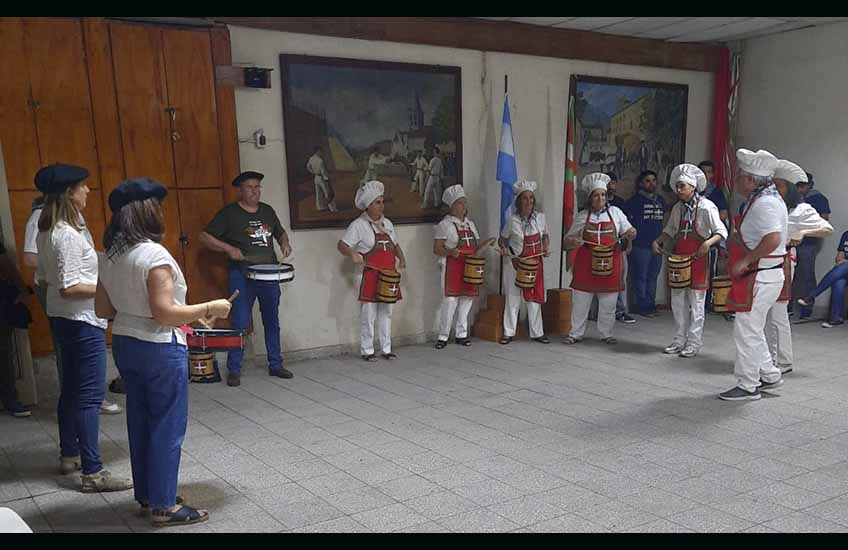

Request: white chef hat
left=670, top=163, right=707, bottom=192
left=514, top=180, right=537, bottom=196
left=441, top=184, right=466, bottom=207
left=736, top=148, right=778, bottom=177
left=354, top=180, right=385, bottom=210
left=581, top=172, right=610, bottom=196
left=774, top=159, right=808, bottom=184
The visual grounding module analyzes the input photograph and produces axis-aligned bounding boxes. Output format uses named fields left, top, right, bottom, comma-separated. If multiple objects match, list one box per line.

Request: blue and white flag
left=496, top=95, right=517, bottom=232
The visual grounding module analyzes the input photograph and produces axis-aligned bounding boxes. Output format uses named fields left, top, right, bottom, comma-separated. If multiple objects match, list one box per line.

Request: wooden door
left=109, top=22, right=175, bottom=188
left=161, top=29, right=223, bottom=189
left=24, top=17, right=101, bottom=189
left=176, top=189, right=228, bottom=306
left=0, top=17, right=41, bottom=190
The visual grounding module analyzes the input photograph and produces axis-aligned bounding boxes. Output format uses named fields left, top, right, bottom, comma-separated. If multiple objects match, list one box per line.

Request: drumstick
left=198, top=290, right=241, bottom=329
left=227, top=290, right=240, bottom=303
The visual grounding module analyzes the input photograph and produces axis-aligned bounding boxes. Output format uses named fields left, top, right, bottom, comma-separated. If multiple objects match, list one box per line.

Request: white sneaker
left=779, top=364, right=793, bottom=374
left=679, top=347, right=698, bottom=358
left=663, top=343, right=684, bottom=354
left=100, top=400, right=123, bottom=415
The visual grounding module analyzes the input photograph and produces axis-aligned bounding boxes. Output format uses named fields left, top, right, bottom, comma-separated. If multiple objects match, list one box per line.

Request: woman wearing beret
left=95, top=178, right=232, bottom=526
left=337, top=180, right=406, bottom=361
left=35, top=163, right=133, bottom=493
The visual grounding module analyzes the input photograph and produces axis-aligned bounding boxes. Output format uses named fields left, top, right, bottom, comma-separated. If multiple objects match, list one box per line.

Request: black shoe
left=499, top=336, right=513, bottom=345
left=7, top=401, right=31, bottom=418
left=381, top=353, right=398, bottom=360
left=759, top=378, right=784, bottom=391
left=822, top=320, right=844, bottom=329
left=455, top=337, right=472, bottom=347
left=718, top=386, right=761, bottom=401
left=616, top=314, right=636, bottom=324
left=109, top=377, right=126, bottom=395
left=226, top=374, right=241, bottom=387
left=532, top=336, right=550, bottom=344
left=435, top=340, right=448, bottom=350
left=269, top=367, right=294, bottom=379
left=362, top=354, right=378, bottom=362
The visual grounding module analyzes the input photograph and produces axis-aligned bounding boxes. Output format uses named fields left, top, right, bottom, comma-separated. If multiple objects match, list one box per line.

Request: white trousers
left=421, top=175, right=442, bottom=208
left=671, top=288, right=707, bottom=350
left=438, top=297, right=474, bottom=340
left=570, top=289, right=617, bottom=340
left=733, top=282, right=783, bottom=392
left=360, top=302, right=392, bottom=356
left=766, top=300, right=793, bottom=368
left=503, top=263, right=544, bottom=338
left=314, top=176, right=338, bottom=212
left=412, top=171, right=426, bottom=194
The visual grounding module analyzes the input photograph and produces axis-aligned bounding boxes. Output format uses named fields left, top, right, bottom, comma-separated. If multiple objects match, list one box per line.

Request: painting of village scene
left=281, top=55, right=462, bottom=229
left=570, top=75, right=688, bottom=203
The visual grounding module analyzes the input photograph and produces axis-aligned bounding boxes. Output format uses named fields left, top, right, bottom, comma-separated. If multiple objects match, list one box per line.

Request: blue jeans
left=629, top=245, right=662, bottom=315
left=51, top=318, right=106, bottom=475
left=808, top=262, right=848, bottom=323
left=227, top=266, right=282, bottom=375
left=113, top=334, right=188, bottom=509
left=794, top=244, right=821, bottom=318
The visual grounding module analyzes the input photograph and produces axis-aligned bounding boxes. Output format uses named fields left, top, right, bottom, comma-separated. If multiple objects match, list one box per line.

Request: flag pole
left=499, top=75, right=508, bottom=296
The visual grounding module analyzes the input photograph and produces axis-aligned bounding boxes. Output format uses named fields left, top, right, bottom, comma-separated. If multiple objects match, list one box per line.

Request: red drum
left=186, top=329, right=246, bottom=353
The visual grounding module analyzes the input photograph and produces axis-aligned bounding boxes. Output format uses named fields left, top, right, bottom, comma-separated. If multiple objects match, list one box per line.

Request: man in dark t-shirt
left=200, top=171, right=293, bottom=386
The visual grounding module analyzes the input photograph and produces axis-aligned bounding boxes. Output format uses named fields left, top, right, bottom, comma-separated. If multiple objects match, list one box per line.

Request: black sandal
left=435, top=340, right=448, bottom=350
left=140, top=495, right=184, bottom=514
left=455, top=338, right=472, bottom=347
left=499, top=336, right=513, bottom=345
left=381, top=353, right=398, bottom=360
left=151, top=505, right=209, bottom=527
left=363, top=354, right=378, bottom=362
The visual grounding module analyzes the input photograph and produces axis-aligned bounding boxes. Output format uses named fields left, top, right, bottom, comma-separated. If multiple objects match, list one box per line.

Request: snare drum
left=377, top=270, right=402, bottom=303
left=245, top=263, right=294, bottom=284
left=186, top=329, right=246, bottom=353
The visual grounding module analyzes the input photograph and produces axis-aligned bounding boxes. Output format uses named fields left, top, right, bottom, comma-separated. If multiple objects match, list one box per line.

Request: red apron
left=513, top=232, right=545, bottom=303
left=726, top=201, right=785, bottom=313
left=672, top=200, right=709, bottom=290
left=571, top=209, right=623, bottom=293
left=358, top=223, right=401, bottom=303
left=777, top=249, right=795, bottom=303
left=444, top=222, right=479, bottom=297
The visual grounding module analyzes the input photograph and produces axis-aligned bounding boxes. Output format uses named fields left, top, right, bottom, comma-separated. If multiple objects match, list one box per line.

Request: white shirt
left=435, top=215, right=480, bottom=266
left=414, top=157, right=428, bottom=173
left=98, top=242, right=188, bottom=345
left=740, top=191, right=788, bottom=283
left=502, top=211, right=549, bottom=255
left=341, top=213, right=398, bottom=255
left=307, top=154, right=328, bottom=180
left=788, top=202, right=832, bottom=242
left=662, top=196, right=728, bottom=241
left=428, top=156, right=443, bottom=178
left=36, top=221, right=107, bottom=329
left=566, top=206, right=632, bottom=243
left=24, top=208, right=41, bottom=285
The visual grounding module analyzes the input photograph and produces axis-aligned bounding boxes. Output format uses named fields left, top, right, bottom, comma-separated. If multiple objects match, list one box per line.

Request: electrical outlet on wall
left=253, top=129, right=266, bottom=148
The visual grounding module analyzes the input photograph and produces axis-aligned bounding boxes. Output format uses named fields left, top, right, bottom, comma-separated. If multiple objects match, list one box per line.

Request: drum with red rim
left=186, top=329, right=246, bottom=353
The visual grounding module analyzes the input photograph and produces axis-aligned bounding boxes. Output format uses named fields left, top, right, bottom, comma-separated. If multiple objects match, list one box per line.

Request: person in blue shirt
left=605, top=173, right=635, bottom=324
left=698, top=160, right=730, bottom=314
left=798, top=229, right=848, bottom=328
left=794, top=172, right=831, bottom=320
left=623, top=171, right=666, bottom=317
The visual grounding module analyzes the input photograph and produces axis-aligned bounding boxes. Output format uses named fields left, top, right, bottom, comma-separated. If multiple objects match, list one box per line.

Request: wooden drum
left=667, top=255, right=692, bottom=289
left=591, top=247, right=614, bottom=277
left=712, top=275, right=732, bottom=312
left=189, top=352, right=220, bottom=384
left=377, top=270, right=402, bottom=303
left=515, top=257, right=539, bottom=289
left=462, top=256, right=485, bottom=286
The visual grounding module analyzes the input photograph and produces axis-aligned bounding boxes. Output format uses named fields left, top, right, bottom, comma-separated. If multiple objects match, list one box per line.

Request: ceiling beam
left=213, top=17, right=722, bottom=73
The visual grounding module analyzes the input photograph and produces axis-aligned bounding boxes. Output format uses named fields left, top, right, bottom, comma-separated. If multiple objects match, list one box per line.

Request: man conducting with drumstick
left=199, top=171, right=293, bottom=387
left=652, top=164, right=726, bottom=359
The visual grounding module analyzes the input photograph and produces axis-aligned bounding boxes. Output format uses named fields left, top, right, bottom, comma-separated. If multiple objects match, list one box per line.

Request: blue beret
left=108, top=178, right=168, bottom=212
left=34, top=164, right=89, bottom=194
left=232, top=171, right=264, bottom=187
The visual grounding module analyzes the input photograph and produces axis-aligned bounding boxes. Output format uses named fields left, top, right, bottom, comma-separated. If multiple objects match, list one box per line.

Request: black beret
left=108, top=178, right=168, bottom=212
left=232, top=171, right=264, bottom=187
left=34, top=164, right=89, bottom=194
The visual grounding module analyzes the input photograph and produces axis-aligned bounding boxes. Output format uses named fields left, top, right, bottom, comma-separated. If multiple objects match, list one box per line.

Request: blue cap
left=232, top=171, right=264, bottom=187
left=34, top=164, right=89, bottom=194
left=108, top=178, right=168, bottom=212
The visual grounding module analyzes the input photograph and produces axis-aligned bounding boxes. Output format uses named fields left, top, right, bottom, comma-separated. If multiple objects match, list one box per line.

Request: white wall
left=228, top=25, right=714, bottom=356
left=737, top=22, right=848, bottom=315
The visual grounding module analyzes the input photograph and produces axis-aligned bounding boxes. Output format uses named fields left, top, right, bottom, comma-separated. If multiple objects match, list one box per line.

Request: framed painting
left=281, top=54, right=462, bottom=229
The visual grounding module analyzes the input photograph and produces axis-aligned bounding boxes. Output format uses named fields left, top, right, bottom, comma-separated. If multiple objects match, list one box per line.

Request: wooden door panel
left=25, top=17, right=101, bottom=188
left=160, top=192, right=185, bottom=270
left=109, top=22, right=175, bottom=187
left=0, top=17, right=41, bottom=190
left=162, top=29, right=222, bottom=189
left=176, top=189, right=228, bottom=306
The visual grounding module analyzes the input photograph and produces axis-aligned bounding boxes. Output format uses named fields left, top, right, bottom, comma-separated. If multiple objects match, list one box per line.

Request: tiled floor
left=3, top=314, right=848, bottom=532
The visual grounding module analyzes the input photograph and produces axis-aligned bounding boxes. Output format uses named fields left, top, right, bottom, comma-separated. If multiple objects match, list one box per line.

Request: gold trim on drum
left=667, top=255, right=693, bottom=289
left=462, top=256, right=485, bottom=285
left=377, top=270, right=402, bottom=303
left=591, top=246, right=614, bottom=277
left=515, top=257, right=539, bottom=289
left=711, top=275, right=732, bottom=312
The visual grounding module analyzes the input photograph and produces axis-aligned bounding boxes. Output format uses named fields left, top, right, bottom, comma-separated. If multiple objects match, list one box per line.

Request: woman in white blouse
left=34, top=164, right=133, bottom=493
left=766, top=161, right=832, bottom=374
left=95, top=178, right=231, bottom=527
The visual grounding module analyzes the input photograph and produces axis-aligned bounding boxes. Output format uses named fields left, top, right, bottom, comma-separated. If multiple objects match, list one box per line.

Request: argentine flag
left=496, top=95, right=517, bottom=232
